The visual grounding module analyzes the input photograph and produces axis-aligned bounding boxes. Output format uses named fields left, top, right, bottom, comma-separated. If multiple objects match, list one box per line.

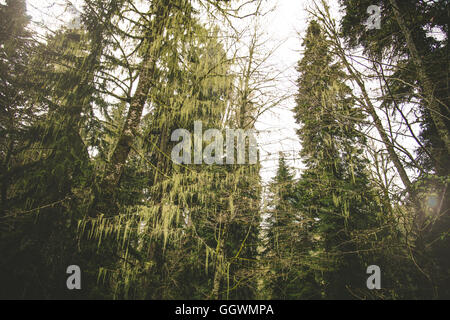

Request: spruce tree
left=293, top=20, right=384, bottom=299
left=340, top=0, right=450, bottom=298
left=264, top=155, right=310, bottom=299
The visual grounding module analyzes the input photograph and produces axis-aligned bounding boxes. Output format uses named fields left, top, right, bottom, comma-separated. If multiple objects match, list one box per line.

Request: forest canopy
left=0, top=0, right=448, bottom=300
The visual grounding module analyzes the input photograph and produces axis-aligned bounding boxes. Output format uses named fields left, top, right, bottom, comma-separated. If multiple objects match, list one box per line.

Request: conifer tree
left=293, top=20, right=384, bottom=299
left=339, top=0, right=449, bottom=298
left=264, top=155, right=311, bottom=299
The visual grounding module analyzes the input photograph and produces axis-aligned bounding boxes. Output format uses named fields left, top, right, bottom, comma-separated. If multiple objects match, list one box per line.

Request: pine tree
left=0, top=0, right=123, bottom=299
left=0, top=0, right=33, bottom=218
left=264, top=155, right=312, bottom=299
left=293, top=20, right=384, bottom=299
left=340, top=0, right=450, bottom=298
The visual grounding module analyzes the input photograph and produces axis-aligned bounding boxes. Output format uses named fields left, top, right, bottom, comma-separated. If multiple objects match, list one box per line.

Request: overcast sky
left=249, top=0, right=341, bottom=183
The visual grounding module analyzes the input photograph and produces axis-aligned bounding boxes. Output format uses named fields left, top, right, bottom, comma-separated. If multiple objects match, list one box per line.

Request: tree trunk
left=388, top=0, right=450, bottom=155
left=341, top=52, right=426, bottom=226
left=101, top=2, right=171, bottom=195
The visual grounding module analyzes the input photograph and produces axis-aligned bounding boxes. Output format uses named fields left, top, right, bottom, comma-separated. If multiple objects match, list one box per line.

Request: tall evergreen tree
left=340, top=0, right=450, bottom=298
left=0, top=0, right=33, bottom=218
left=293, top=20, right=385, bottom=299
left=264, top=155, right=314, bottom=299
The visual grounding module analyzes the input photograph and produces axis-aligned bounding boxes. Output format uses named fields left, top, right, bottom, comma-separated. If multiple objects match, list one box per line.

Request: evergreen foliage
left=0, top=0, right=448, bottom=300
